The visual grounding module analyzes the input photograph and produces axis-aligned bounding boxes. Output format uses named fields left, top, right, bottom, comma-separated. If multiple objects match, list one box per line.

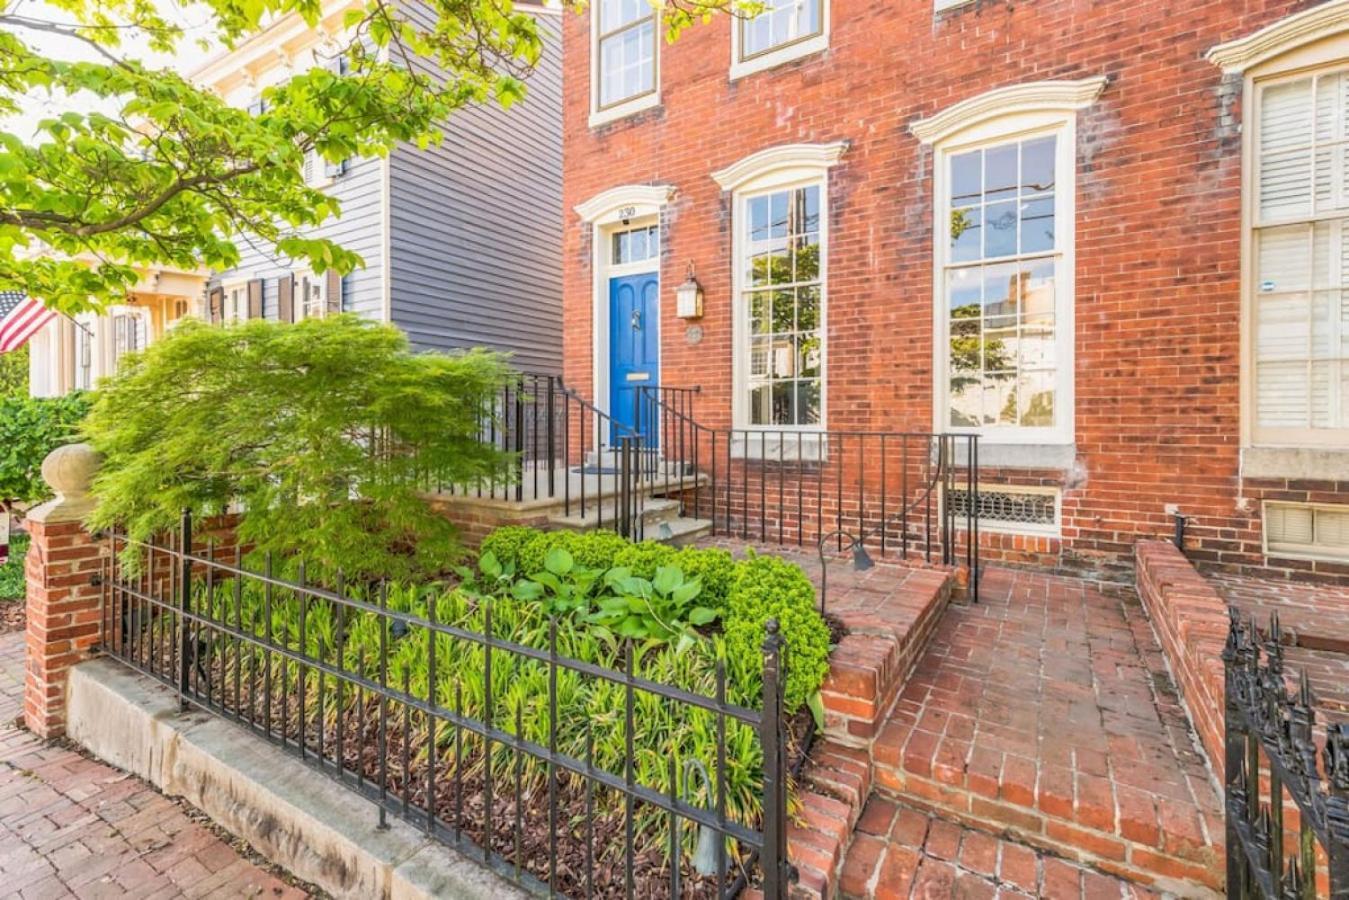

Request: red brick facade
left=560, top=0, right=1349, bottom=583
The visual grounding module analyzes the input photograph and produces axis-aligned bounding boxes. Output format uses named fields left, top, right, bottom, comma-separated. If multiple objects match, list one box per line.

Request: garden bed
left=106, top=526, right=836, bottom=899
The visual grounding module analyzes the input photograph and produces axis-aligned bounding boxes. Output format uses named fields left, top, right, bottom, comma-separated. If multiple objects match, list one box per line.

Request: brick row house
left=560, top=0, right=1349, bottom=584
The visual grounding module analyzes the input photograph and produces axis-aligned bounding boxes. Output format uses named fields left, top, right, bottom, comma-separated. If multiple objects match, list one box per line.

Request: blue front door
left=609, top=272, right=659, bottom=447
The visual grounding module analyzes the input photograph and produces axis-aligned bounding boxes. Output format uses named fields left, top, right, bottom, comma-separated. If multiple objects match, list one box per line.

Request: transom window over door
left=942, top=134, right=1065, bottom=435
left=744, top=184, right=822, bottom=427
left=1252, top=68, right=1349, bottom=440
left=596, top=0, right=655, bottom=110
left=741, top=0, right=823, bottom=60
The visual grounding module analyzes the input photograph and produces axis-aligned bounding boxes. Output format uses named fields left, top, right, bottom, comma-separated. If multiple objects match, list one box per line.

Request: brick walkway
left=842, top=796, right=1163, bottom=899
left=869, top=568, right=1224, bottom=893
left=0, top=633, right=309, bottom=899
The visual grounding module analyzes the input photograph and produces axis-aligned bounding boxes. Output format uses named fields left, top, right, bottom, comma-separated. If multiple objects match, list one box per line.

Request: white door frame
left=575, top=185, right=674, bottom=450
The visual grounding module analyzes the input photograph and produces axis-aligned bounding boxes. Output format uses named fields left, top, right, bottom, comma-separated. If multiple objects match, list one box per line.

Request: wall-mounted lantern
left=675, top=261, right=704, bottom=320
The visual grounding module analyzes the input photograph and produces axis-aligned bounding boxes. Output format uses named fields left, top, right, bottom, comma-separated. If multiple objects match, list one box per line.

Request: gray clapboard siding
left=387, top=4, right=563, bottom=375
left=208, top=151, right=385, bottom=321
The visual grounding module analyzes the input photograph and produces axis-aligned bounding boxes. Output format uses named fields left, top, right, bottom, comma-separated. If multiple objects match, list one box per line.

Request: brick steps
left=819, top=566, right=955, bottom=748
left=868, top=765, right=1221, bottom=895
left=781, top=560, right=957, bottom=899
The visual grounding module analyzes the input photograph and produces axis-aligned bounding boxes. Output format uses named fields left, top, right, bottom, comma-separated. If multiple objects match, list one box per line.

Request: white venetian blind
left=1254, top=71, right=1349, bottom=435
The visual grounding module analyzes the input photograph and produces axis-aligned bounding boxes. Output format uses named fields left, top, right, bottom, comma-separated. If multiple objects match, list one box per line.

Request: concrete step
left=548, top=497, right=681, bottom=532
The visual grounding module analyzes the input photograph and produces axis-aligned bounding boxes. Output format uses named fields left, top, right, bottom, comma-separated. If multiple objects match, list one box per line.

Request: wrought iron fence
left=634, top=386, right=981, bottom=600
left=99, top=513, right=795, bottom=898
left=430, top=372, right=647, bottom=540
left=1223, top=609, right=1349, bottom=898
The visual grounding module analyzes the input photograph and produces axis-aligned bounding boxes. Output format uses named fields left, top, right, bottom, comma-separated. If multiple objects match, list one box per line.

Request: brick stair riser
left=783, top=571, right=957, bottom=899
left=870, top=769, right=1222, bottom=894
left=819, top=584, right=952, bottom=750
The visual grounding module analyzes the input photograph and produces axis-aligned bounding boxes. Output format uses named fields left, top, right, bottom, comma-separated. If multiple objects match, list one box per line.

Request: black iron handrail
left=634, top=386, right=980, bottom=598
left=1223, top=608, right=1349, bottom=898
left=99, top=513, right=796, bottom=898
left=431, top=372, right=648, bottom=539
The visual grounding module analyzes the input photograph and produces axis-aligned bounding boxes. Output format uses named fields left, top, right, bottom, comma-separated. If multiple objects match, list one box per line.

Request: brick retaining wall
left=1134, top=540, right=1228, bottom=779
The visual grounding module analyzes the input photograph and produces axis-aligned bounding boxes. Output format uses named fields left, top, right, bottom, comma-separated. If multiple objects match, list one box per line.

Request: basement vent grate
left=947, top=486, right=1060, bottom=535
left=1264, top=502, right=1349, bottom=562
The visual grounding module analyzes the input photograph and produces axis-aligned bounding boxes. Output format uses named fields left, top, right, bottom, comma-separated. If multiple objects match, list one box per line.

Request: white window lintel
left=910, top=77, right=1108, bottom=146
left=1207, top=1, right=1349, bottom=74
left=574, top=184, right=676, bottom=226
left=711, top=141, right=848, bottom=193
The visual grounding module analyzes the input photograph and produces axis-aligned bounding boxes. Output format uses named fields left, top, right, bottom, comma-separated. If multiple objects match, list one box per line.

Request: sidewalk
left=0, top=632, right=310, bottom=899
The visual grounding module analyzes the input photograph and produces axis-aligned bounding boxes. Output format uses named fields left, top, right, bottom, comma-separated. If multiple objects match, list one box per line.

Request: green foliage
left=84, top=316, right=513, bottom=583
left=675, top=545, right=736, bottom=613
left=507, top=547, right=603, bottom=618
left=587, top=565, right=719, bottom=644
left=516, top=529, right=630, bottom=576
left=477, top=525, right=537, bottom=570
left=611, top=540, right=678, bottom=578
left=0, top=0, right=758, bottom=314
left=0, top=345, right=27, bottom=398
left=0, top=534, right=27, bottom=601
left=722, top=551, right=831, bottom=714
left=0, top=392, right=91, bottom=503
left=474, top=527, right=831, bottom=714
left=181, top=575, right=766, bottom=864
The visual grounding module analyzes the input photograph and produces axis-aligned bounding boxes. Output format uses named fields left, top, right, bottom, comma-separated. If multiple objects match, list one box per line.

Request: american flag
left=0, top=291, right=56, bottom=353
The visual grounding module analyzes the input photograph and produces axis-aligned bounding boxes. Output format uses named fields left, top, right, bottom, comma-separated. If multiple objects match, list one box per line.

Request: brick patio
left=0, top=632, right=308, bottom=899
left=869, top=567, right=1225, bottom=893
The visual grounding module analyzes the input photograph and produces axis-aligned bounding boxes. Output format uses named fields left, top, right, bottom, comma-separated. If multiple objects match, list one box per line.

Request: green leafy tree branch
left=2, top=0, right=762, bottom=314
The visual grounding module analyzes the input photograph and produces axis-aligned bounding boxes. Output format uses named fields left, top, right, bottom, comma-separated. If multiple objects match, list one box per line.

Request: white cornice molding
left=710, top=142, right=848, bottom=192
left=574, top=184, right=676, bottom=223
left=909, top=77, right=1109, bottom=145
left=1207, top=1, right=1349, bottom=73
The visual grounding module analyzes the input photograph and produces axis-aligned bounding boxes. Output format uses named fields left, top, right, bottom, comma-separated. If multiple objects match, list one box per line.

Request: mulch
left=0, top=602, right=23, bottom=635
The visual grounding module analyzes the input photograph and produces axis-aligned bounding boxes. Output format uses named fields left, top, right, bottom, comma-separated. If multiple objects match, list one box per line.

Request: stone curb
left=66, top=657, right=528, bottom=900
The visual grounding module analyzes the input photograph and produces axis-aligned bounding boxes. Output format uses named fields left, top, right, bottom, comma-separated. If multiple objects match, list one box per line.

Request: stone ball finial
left=41, top=443, right=99, bottom=503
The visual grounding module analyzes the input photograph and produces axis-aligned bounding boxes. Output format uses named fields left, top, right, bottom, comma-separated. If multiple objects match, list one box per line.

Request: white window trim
left=220, top=277, right=251, bottom=323
left=294, top=269, right=327, bottom=320
left=589, top=2, right=660, bottom=129
left=1222, top=21, right=1349, bottom=451
left=1262, top=499, right=1349, bottom=563
left=919, top=83, right=1104, bottom=446
left=576, top=184, right=675, bottom=435
left=719, top=143, right=845, bottom=432
left=728, top=0, right=829, bottom=81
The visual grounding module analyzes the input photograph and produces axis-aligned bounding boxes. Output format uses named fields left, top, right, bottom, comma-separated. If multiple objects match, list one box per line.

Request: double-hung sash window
left=1251, top=68, right=1349, bottom=442
left=940, top=132, right=1068, bottom=438
left=740, top=0, right=823, bottom=60
left=595, top=0, right=656, bottom=113
left=743, top=184, right=824, bottom=427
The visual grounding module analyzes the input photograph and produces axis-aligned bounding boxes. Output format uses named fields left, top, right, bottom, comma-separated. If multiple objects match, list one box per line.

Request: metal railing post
left=760, top=618, right=794, bottom=898
left=177, top=509, right=192, bottom=711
